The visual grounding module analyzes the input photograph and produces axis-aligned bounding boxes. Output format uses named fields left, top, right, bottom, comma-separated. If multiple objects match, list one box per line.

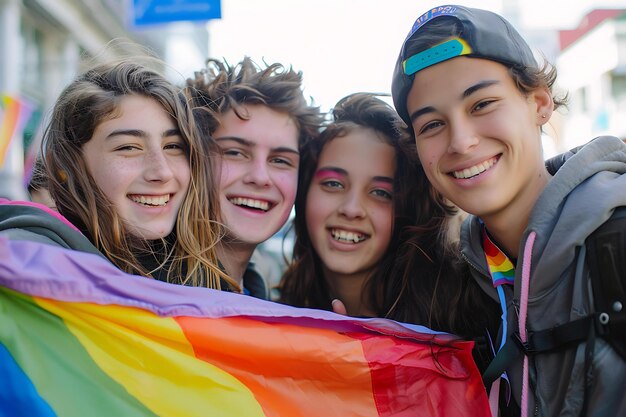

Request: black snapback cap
left=391, top=5, right=537, bottom=126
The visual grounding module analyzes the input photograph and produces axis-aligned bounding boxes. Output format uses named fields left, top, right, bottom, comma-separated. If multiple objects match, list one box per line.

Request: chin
left=325, top=264, right=360, bottom=275
left=129, top=225, right=174, bottom=240
left=229, top=233, right=268, bottom=246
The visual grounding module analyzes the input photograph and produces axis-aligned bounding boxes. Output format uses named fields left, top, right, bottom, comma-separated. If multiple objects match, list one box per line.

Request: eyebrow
left=372, top=176, right=394, bottom=185
left=215, top=136, right=299, bottom=155
left=409, top=106, right=436, bottom=123
left=316, top=168, right=394, bottom=186
left=106, top=128, right=181, bottom=139
left=463, top=80, right=500, bottom=98
left=409, top=79, right=501, bottom=122
left=315, top=167, right=347, bottom=178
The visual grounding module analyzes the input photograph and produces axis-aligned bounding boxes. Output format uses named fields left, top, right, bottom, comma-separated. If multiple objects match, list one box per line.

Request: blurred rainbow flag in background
left=0, top=94, right=34, bottom=167
left=0, top=237, right=491, bottom=417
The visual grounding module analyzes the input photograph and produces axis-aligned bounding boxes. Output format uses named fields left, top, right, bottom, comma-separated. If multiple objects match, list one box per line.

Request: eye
left=320, top=179, right=344, bottom=190
left=472, top=99, right=496, bottom=113
left=371, top=188, right=393, bottom=201
left=269, top=156, right=297, bottom=168
left=114, top=144, right=141, bottom=152
left=222, top=148, right=246, bottom=159
left=418, top=120, right=444, bottom=135
left=164, top=141, right=187, bottom=153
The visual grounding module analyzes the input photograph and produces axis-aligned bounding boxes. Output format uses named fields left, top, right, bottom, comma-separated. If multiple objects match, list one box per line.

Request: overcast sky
left=199, top=0, right=626, bottom=112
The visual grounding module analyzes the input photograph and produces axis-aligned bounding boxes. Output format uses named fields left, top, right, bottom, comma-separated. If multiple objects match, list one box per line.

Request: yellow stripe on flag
left=488, top=263, right=514, bottom=273
left=35, top=297, right=265, bottom=417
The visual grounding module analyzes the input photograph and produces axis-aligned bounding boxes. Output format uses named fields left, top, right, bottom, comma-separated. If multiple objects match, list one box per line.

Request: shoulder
left=546, top=136, right=626, bottom=174
left=578, top=136, right=626, bottom=163
left=0, top=199, right=101, bottom=256
left=539, top=136, right=626, bottom=222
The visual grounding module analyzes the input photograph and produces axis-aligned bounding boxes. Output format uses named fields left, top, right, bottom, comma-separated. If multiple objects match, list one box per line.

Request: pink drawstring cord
left=519, top=231, right=536, bottom=417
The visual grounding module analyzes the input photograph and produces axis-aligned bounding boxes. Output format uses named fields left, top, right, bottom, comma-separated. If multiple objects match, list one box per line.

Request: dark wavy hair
left=279, top=93, right=496, bottom=337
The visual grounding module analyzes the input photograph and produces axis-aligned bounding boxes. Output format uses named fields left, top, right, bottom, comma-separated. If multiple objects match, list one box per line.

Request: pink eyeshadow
left=314, top=169, right=345, bottom=181
left=372, top=180, right=393, bottom=193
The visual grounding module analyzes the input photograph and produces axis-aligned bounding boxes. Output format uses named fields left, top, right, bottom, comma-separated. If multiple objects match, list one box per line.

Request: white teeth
left=229, top=197, right=270, bottom=211
left=331, top=229, right=367, bottom=243
left=129, top=194, right=170, bottom=206
left=452, top=157, right=497, bottom=179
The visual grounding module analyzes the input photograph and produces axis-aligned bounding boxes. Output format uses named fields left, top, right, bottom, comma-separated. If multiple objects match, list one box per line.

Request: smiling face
left=214, top=104, right=299, bottom=247
left=406, top=57, right=552, bottom=224
left=305, top=128, right=395, bottom=280
left=82, top=95, right=190, bottom=240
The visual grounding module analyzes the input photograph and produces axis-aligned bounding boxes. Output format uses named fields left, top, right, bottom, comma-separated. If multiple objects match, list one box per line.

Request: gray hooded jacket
left=461, top=136, right=626, bottom=416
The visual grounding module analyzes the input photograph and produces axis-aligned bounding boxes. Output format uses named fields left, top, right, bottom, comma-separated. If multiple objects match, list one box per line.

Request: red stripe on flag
left=354, top=332, right=490, bottom=417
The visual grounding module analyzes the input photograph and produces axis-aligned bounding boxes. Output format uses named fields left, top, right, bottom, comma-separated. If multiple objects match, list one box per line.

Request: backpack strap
left=483, top=206, right=626, bottom=386
left=482, top=316, right=597, bottom=385
left=585, top=206, right=626, bottom=359
left=482, top=333, right=521, bottom=385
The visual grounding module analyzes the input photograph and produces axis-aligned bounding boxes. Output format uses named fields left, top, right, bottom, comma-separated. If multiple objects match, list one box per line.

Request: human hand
left=331, top=299, right=347, bottom=316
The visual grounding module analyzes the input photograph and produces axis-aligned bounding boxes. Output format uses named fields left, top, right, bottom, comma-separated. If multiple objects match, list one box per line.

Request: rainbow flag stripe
left=482, top=231, right=515, bottom=287
left=0, top=95, right=33, bottom=167
left=0, top=237, right=490, bottom=416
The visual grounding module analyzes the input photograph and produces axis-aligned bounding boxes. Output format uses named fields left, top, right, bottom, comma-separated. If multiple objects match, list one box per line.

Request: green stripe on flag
left=0, top=287, right=157, bottom=417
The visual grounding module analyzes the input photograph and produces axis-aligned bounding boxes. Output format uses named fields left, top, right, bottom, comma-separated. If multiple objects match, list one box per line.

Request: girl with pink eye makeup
left=279, top=94, right=498, bottom=352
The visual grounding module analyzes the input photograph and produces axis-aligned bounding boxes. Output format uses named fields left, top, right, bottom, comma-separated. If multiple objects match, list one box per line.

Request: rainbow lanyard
left=482, top=227, right=515, bottom=352
left=482, top=228, right=516, bottom=287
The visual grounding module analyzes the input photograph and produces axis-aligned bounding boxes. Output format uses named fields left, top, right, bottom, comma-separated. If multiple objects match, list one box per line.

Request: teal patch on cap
left=403, top=37, right=472, bottom=76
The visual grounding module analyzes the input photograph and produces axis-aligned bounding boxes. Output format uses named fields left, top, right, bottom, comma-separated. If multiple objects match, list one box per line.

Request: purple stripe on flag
left=0, top=237, right=454, bottom=343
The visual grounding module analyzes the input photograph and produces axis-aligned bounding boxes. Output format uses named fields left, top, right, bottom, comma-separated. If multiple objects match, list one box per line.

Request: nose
left=338, top=191, right=366, bottom=219
left=144, top=149, right=175, bottom=182
left=447, top=115, right=478, bottom=155
left=243, top=158, right=271, bottom=187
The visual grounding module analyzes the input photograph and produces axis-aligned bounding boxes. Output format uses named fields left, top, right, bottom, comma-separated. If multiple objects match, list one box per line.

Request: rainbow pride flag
left=0, top=237, right=490, bottom=416
left=0, top=95, right=34, bottom=167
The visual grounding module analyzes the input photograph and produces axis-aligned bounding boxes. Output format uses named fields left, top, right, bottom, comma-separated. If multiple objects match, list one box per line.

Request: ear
left=531, top=86, right=554, bottom=126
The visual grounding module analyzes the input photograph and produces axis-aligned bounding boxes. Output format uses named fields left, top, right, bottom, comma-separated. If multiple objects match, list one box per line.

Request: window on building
left=19, top=16, right=44, bottom=103
left=18, top=15, right=45, bottom=158
left=611, top=73, right=626, bottom=101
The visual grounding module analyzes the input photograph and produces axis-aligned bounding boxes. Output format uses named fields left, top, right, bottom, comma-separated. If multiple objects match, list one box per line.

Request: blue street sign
left=132, top=0, right=221, bottom=27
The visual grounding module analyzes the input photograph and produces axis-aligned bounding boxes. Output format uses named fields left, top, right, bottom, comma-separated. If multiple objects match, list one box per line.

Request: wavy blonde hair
left=41, top=60, right=235, bottom=289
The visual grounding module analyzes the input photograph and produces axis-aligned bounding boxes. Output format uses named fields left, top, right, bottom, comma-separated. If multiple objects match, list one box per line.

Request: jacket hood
left=527, top=136, right=626, bottom=297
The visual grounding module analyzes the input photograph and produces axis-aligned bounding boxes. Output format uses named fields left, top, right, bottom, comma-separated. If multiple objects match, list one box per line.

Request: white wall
left=557, top=19, right=626, bottom=148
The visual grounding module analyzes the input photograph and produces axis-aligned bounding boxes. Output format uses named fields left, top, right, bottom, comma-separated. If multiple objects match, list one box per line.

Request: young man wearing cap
left=188, top=57, right=322, bottom=299
left=391, top=5, right=626, bottom=417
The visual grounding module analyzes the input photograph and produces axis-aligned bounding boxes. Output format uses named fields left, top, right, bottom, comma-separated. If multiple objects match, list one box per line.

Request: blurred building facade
left=0, top=0, right=209, bottom=199
left=557, top=9, right=626, bottom=149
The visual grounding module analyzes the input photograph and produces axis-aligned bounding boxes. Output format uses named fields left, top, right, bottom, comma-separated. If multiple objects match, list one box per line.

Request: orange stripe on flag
left=178, top=316, right=380, bottom=417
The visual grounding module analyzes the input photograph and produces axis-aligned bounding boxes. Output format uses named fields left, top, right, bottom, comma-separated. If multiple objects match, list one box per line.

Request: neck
left=324, top=269, right=375, bottom=317
left=217, top=241, right=256, bottom=287
left=482, top=168, right=551, bottom=257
